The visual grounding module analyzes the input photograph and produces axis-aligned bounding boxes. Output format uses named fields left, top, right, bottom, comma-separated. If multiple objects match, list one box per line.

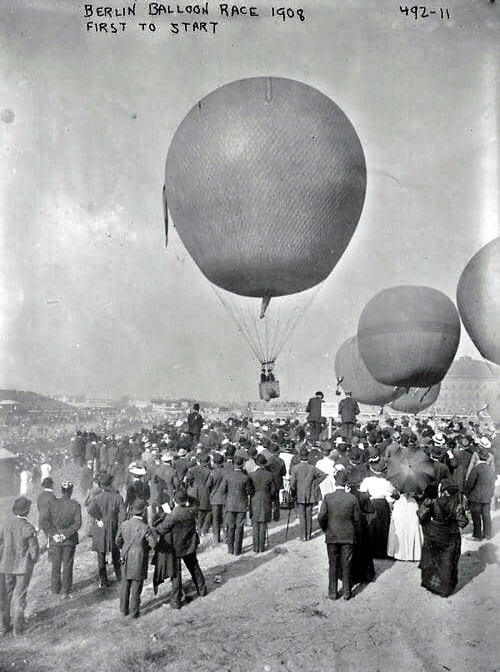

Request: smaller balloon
left=390, top=384, right=441, bottom=415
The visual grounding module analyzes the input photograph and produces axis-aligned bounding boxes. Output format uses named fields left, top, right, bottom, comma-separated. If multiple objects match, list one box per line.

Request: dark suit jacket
left=207, top=465, right=227, bottom=506
left=155, top=505, right=199, bottom=558
left=318, top=489, right=361, bottom=544
left=37, top=490, right=56, bottom=533
left=306, top=396, right=323, bottom=422
left=224, top=469, right=254, bottom=512
left=250, top=468, right=277, bottom=522
left=464, top=462, right=496, bottom=503
left=290, top=461, right=326, bottom=504
left=185, top=465, right=212, bottom=510
left=46, top=496, right=82, bottom=546
left=338, top=397, right=360, bottom=424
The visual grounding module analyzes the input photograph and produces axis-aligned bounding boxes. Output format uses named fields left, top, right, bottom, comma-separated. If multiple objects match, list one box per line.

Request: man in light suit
left=318, top=470, right=361, bottom=601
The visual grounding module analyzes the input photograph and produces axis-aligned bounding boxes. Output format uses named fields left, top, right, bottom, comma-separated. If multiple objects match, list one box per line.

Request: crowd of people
left=0, top=399, right=498, bottom=637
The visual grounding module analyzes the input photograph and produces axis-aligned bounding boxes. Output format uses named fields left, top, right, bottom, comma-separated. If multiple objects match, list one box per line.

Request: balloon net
left=211, top=284, right=323, bottom=366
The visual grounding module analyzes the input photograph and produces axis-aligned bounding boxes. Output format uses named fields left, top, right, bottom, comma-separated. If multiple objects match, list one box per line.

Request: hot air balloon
left=390, top=384, right=441, bottom=415
left=164, top=77, right=366, bottom=392
left=357, top=286, right=461, bottom=389
left=334, top=335, right=403, bottom=407
left=456, top=237, right=500, bottom=366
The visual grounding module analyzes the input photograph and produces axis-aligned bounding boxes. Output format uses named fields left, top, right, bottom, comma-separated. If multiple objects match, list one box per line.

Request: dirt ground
left=1, top=472, right=499, bottom=672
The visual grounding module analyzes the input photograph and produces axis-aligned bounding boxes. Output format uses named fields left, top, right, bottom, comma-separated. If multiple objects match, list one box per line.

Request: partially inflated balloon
left=390, top=384, right=441, bottom=414
left=457, top=237, right=500, bottom=366
left=335, top=335, right=402, bottom=406
left=165, top=77, right=366, bottom=299
left=357, top=286, right=461, bottom=388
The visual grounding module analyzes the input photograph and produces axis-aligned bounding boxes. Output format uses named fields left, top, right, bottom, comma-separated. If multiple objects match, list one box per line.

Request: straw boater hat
left=478, top=437, right=492, bottom=450
left=161, top=452, right=173, bottom=463
left=177, top=448, right=188, bottom=457
left=432, top=432, right=446, bottom=446
left=129, top=462, right=147, bottom=476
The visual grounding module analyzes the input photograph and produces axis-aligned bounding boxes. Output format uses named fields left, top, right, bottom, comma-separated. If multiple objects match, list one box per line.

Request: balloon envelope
left=457, top=237, right=500, bottom=366
left=334, top=335, right=402, bottom=406
left=390, top=384, right=441, bottom=414
left=165, top=76, right=366, bottom=299
left=357, top=286, right=461, bottom=388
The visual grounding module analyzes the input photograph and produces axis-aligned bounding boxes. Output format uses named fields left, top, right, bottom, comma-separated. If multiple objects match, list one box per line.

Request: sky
left=0, top=0, right=498, bottom=402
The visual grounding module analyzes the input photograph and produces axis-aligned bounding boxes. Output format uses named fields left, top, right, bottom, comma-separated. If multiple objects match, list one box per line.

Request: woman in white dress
left=387, top=491, right=423, bottom=561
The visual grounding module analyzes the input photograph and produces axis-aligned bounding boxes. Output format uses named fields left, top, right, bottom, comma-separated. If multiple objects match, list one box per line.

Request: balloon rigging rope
left=212, top=286, right=264, bottom=363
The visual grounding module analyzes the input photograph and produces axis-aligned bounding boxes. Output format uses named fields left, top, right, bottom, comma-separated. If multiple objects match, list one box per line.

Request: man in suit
left=46, top=482, right=82, bottom=598
left=116, top=499, right=156, bottom=618
left=338, top=391, right=360, bottom=441
left=223, top=455, right=254, bottom=555
left=155, top=489, right=207, bottom=609
left=267, top=444, right=287, bottom=522
left=249, top=454, right=277, bottom=552
left=207, top=453, right=227, bottom=544
left=290, top=448, right=327, bottom=541
left=87, top=473, right=126, bottom=587
left=187, top=403, right=204, bottom=449
left=464, top=448, right=496, bottom=540
left=36, top=477, right=56, bottom=551
left=185, top=453, right=212, bottom=535
left=318, top=470, right=361, bottom=601
left=0, top=496, right=40, bottom=636
left=306, top=391, right=325, bottom=446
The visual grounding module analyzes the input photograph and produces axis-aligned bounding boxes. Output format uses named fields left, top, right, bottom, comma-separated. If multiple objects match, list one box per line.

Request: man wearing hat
left=154, top=453, right=179, bottom=512
left=223, top=456, right=254, bottom=555
left=36, top=477, right=56, bottom=551
left=187, top=403, right=204, bottom=449
left=87, top=473, right=126, bottom=588
left=267, top=444, right=287, bottom=522
left=155, top=489, right=207, bottom=609
left=318, top=470, right=361, bottom=601
left=290, top=448, right=327, bottom=541
left=185, top=454, right=212, bottom=535
left=207, top=453, right=227, bottom=544
left=464, top=445, right=496, bottom=540
left=306, top=391, right=325, bottom=446
left=249, top=454, right=277, bottom=552
left=116, top=499, right=156, bottom=618
left=125, top=464, right=150, bottom=522
left=338, top=391, right=360, bottom=441
left=0, top=497, right=40, bottom=636
left=46, top=482, right=82, bottom=598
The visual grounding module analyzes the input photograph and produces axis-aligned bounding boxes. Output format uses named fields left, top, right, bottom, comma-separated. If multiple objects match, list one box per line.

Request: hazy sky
left=0, top=0, right=498, bottom=402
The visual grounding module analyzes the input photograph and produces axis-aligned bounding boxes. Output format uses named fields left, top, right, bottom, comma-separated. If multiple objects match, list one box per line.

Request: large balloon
left=335, top=335, right=403, bottom=406
left=390, top=384, right=441, bottom=415
left=165, top=77, right=366, bottom=300
left=456, top=237, right=500, bottom=366
left=357, top=286, right=461, bottom=388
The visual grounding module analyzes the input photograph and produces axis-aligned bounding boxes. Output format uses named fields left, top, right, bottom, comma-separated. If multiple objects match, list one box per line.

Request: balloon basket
left=259, top=381, right=280, bottom=401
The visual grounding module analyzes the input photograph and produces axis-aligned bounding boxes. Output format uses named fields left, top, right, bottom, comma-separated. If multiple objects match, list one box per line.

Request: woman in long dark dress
left=418, top=479, right=465, bottom=597
left=350, top=487, right=376, bottom=584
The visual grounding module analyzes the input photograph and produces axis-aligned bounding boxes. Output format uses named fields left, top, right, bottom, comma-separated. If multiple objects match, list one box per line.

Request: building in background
left=436, top=356, right=498, bottom=416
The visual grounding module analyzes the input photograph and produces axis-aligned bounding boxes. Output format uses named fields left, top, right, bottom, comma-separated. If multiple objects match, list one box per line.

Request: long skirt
left=366, top=499, right=391, bottom=559
left=351, top=515, right=375, bottom=584
left=387, top=496, right=423, bottom=561
left=419, top=521, right=461, bottom=597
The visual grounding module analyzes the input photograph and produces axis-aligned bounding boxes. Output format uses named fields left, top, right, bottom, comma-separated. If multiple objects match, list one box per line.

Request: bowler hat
left=13, top=496, right=31, bottom=516
left=130, top=498, right=147, bottom=516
